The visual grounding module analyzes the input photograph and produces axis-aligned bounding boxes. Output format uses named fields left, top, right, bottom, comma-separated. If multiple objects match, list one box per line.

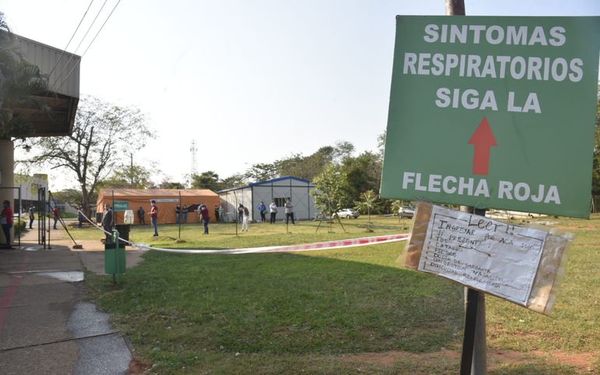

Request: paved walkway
left=0, top=222, right=145, bottom=374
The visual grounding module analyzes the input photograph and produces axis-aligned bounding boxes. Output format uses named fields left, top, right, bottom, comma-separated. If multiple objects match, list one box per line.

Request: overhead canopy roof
left=5, top=31, right=80, bottom=137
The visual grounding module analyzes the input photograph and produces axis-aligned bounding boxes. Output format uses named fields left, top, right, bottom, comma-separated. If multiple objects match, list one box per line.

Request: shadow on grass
left=89, top=248, right=465, bottom=373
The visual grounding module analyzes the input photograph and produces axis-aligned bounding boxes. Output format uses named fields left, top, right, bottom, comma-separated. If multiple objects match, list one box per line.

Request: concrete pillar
left=0, top=139, right=15, bottom=245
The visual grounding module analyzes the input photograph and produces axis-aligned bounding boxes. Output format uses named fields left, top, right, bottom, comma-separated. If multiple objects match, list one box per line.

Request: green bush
left=14, top=220, right=26, bottom=236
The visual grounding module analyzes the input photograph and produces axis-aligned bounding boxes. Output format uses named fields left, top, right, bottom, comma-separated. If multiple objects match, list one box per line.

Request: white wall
left=219, top=177, right=320, bottom=222
left=219, top=187, right=252, bottom=222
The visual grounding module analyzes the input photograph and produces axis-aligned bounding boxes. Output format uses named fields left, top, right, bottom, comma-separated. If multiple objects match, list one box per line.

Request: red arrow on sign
left=468, top=117, right=497, bottom=175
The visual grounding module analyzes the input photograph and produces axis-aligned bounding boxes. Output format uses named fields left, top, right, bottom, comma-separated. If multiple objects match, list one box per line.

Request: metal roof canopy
left=5, top=31, right=80, bottom=137
left=218, top=176, right=315, bottom=194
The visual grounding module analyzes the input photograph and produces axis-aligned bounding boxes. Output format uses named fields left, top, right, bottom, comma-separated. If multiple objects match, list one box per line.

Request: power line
left=72, top=0, right=110, bottom=54
left=51, top=0, right=110, bottom=88
left=81, top=0, right=122, bottom=57
left=55, top=0, right=123, bottom=89
left=47, top=0, right=96, bottom=79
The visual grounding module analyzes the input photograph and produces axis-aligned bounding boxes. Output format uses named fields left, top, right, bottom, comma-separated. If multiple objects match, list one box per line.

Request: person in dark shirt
left=150, top=200, right=159, bottom=236
left=1, top=200, right=14, bottom=248
left=102, top=204, right=114, bottom=244
left=137, top=206, right=146, bottom=225
left=28, top=206, right=35, bottom=229
left=199, top=204, right=210, bottom=234
left=52, top=206, right=60, bottom=229
left=257, top=201, right=267, bottom=222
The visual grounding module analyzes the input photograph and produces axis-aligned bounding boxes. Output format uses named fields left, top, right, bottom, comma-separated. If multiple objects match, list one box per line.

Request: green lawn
left=83, top=215, right=600, bottom=374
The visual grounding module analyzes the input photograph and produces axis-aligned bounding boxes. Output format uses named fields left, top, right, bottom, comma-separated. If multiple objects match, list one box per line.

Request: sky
left=3, top=0, right=599, bottom=190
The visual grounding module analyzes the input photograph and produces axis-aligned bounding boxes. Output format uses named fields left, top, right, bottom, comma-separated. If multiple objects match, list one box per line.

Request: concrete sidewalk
left=0, top=224, right=145, bottom=374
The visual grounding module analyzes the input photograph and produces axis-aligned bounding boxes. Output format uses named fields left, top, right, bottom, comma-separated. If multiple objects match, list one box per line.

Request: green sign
left=113, top=201, right=129, bottom=212
left=381, top=16, right=600, bottom=218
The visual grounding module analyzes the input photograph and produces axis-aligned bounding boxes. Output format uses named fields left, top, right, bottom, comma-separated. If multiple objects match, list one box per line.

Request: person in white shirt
left=284, top=198, right=295, bottom=225
left=269, top=201, right=278, bottom=224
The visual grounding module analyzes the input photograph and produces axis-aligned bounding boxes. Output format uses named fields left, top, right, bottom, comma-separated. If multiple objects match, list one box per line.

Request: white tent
left=218, top=176, right=319, bottom=222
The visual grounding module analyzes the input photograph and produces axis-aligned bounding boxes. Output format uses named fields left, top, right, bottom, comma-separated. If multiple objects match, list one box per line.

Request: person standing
left=182, top=205, right=189, bottom=223
left=241, top=205, right=250, bottom=232
left=257, top=201, right=267, bottom=223
left=269, top=200, right=277, bottom=224
left=285, top=198, right=295, bottom=224
left=101, top=204, right=114, bottom=244
left=137, top=206, right=146, bottom=225
left=199, top=204, right=210, bottom=234
left=52, top=206, right=60, bottom=229
left=238, top=204, right=244, bottom=224
left=150, top=200, right=159, bottom=236
left=1, top=200, right=14, bottom=248
left=77, top=209, right=84, bottom=228
left=28, top=206, right=35, bottom=229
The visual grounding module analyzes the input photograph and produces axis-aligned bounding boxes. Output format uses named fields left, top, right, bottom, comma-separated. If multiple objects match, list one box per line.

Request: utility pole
left=190, top=141, right=198, bottom=176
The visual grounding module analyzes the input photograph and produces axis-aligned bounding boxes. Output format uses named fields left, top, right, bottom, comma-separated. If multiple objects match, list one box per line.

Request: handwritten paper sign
left=418, top=205, right=547, bottom=305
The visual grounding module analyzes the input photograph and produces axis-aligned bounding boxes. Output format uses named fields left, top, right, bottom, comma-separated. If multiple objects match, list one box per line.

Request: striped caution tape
left=78, top=210, right=408, bottom=255
left=136, top=233, right=409, bottom=255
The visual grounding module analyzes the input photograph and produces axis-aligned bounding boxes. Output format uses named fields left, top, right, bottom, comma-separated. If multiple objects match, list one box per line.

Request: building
left=218, top=176, right=318, bottom=222
left=96, top=189, right=220, bottom=225
left=0, top=31, right=79, bottom=245
left=13, top=174, right=48, bottom=212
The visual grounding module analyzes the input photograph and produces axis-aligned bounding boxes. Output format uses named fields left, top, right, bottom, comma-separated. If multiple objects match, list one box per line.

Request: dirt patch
left=340, top=348, right=459, bottom=367
left=128, top=357, right=152, bottom=374
left=533, top=350, right=598, bottom=372
left=341, top=349, right=598, bottom=372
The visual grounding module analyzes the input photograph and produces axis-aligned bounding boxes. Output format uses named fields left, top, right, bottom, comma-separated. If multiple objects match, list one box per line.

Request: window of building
left=274, top=197, right=288, bottom=207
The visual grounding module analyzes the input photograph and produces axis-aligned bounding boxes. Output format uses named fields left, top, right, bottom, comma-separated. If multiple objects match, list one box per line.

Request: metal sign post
left=459, top=207, right=487, bottom=375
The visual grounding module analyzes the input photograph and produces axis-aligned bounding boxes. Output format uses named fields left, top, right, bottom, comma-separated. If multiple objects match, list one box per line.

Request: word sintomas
left=423, top=24, right=566, bottom=47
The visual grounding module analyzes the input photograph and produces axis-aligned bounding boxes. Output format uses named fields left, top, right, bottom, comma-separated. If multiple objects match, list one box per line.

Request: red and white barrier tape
left=78, top=210, right=408, bottom=255
left=136, top=233, right=409, bottom=255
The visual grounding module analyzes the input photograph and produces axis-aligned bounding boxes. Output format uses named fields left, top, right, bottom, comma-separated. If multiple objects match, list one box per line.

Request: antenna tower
left=190, top=140, right=198, bottom=176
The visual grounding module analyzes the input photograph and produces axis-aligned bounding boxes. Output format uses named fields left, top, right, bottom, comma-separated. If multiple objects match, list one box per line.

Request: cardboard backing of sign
left=404, top=202, right=571, bottom=314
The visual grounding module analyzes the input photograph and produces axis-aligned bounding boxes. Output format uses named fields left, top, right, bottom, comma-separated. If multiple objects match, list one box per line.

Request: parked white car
left=336, top=208, right=360, bottom=219
left=398, top=206, right=415, bottom=219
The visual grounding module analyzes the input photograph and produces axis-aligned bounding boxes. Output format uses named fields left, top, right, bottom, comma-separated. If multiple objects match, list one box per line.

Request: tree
left=159, top=180, right=185, bottom=189
left=26, top=96, right=152, bottom=216
left=340, top=151, right=382, bottom=208
left=276, top=146, right=336, bottom=180
left=0, top=12, right=49, bottom=138
left=377, top=131, right=386, bottom=160
left=51, top=189, right=85, bottom=210
left=100, top=164, right=153, bottom=189
left=333, top=140, right=355, bottom=162
left=220, top=173, right=247, bottom=190
left=354, top=190, right=378, bottom=231
left=312, top=164, right=348, bottom=219
left=245, top=162, right=278, bottom=182
left=191, top=171, right=221, bottom=191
